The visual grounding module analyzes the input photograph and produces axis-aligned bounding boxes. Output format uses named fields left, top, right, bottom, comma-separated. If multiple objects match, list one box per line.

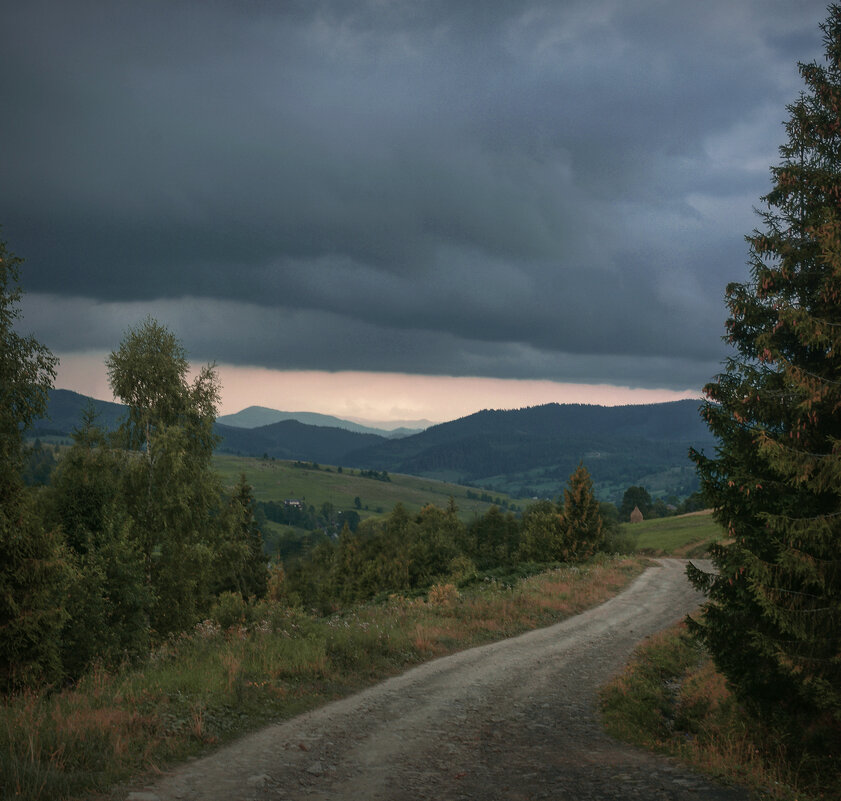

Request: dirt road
left=126, top=559, right=747, bottom=801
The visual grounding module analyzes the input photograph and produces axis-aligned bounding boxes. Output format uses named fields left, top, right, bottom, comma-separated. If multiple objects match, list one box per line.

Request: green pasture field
left=623, top=510, right=724, bottom=556
left=212, top=453, right=521, bottom=523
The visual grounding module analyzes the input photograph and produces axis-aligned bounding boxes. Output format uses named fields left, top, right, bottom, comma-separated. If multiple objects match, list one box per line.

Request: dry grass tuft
left=427, top=583, right=460, bottom=608
left=599, top=621, right=839, bottom=801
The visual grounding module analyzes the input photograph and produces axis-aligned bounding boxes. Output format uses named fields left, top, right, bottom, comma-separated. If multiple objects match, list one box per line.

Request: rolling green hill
left=213, top=452, right=521, bottom=560
left=212, top=453, right=519, bottom=522
left=624, top=510, right=724, bottom=557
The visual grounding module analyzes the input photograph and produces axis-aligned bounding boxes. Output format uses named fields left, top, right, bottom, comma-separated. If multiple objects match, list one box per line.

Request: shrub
left=427, top=583, right=459, bottom=608
left=210, top=592, right=249, bottom=631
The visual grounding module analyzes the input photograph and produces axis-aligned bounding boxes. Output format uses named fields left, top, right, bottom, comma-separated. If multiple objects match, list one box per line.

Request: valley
left=213, top=454, right=519, bottom=520
left=36, top=389, right=712, bottom=506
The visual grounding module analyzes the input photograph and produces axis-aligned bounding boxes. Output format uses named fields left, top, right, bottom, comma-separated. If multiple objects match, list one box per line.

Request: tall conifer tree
left=560, top=463, right=603, bottom=561
left=689, top=7, right=841, bottom=730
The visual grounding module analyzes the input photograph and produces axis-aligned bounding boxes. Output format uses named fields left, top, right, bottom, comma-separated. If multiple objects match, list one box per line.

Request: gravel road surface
left=125, top=559, right=747, bottom=801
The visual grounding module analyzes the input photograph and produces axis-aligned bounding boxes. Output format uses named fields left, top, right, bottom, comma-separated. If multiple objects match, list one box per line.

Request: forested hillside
left=217, top=405, right=424, bottom=437
left=33, top=390, right=386, bottom=464
left=32, top=388, right=126, bottom=435
left=214, top=419, right=385, bottom=464
left=34, top=392, right=711, bottom=503
left=345, top=401, right=714, bottom=502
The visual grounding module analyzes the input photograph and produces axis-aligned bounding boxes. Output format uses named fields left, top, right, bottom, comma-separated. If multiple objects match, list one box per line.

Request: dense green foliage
left=561, top=463, right=604, bottom=559
left=0, top=236, right=67, bottom=692
left=689, top=7, right=841, bottom=749
left=215, top=474, right=268, bottom=600
left=21, top=440, right=58, bottom=486
left=106, top=318, right=231, bottom=635
left=620, top=485, right=652, bottom=521
left=284, top=465, right=605, bottom=610
left=0, top=260, right=273, bottom=685
left=44, top=410, right=151, bottom=677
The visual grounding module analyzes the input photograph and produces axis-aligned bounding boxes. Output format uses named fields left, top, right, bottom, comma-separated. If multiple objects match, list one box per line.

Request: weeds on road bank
left=599, top=621, right=840, bottom=801
left=2, top=555, right=644, bottom=801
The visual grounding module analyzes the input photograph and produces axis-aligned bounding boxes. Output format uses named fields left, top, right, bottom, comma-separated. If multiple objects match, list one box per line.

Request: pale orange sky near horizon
left=54, top=352, right=702, bottom=426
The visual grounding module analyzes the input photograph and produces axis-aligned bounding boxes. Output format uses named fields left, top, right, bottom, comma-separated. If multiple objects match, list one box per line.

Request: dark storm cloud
left=1, top=0, right=828, bottom=388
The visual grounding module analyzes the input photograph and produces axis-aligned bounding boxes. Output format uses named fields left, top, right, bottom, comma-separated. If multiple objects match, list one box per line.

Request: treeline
left=465, top=489, right=520, bottom=512
left=281, top=463, right=609, bottom=612
left=21, top=439, right=59, bottom=486
left=617, top=485, right=707, bottom=522
left=259, top=499, right=324, bottom=532
left=257, top=500, right=361, bottom=547
left=0, top=252, right=270, bottom=690
left=290, top=461, right=390, bottom=482
left=357, top=469, right=391, bottom=482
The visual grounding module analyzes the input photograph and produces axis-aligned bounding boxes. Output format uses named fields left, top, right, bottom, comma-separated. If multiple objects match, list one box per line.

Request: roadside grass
left=624, top=510, right=724, bottom=557
left=599, top=621, right=839, bottom=801
left=1, top=555, right=645, bottom=801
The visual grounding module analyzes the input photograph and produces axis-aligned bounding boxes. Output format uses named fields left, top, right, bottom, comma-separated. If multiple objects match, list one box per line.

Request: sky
left=1, top=0, right=828, bottom=422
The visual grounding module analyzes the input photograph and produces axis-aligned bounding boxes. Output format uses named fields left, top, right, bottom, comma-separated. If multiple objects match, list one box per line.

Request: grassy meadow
left=622, top=510, right=723, bottom=557
left=212, top=453, right=520, bottom=521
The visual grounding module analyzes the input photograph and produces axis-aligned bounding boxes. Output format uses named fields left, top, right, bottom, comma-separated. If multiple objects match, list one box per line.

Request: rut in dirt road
left=125, top=559, right=748, bottom=801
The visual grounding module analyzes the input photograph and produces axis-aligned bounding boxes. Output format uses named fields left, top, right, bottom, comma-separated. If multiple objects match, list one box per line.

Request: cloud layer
left=1, top=0, right=827, bottom=391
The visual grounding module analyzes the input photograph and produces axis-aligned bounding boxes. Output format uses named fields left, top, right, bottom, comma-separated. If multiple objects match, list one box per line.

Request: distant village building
left=630, top=505, right=644, bottom=524
left=284, top=499, right=303, bottom=509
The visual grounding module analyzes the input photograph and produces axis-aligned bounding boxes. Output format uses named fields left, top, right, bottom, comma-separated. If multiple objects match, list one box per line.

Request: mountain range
left=217, top=406, right=425, bottom=438
left=342, top=401, right=713, bottom=501
left=33, top=389, right=714, bottom=504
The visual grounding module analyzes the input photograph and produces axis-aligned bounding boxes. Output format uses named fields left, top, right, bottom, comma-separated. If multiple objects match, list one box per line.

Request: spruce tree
left=560, top=463, right=603, bottom=561
left=689, top=7, right=841, bottom=732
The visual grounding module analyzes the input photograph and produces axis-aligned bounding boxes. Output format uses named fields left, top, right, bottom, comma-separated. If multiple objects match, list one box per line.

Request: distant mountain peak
left=216, top=406, right=425, bottom=438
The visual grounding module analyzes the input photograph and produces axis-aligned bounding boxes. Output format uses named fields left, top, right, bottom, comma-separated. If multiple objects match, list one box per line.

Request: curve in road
left=126, top=559, right=747, bottom=801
